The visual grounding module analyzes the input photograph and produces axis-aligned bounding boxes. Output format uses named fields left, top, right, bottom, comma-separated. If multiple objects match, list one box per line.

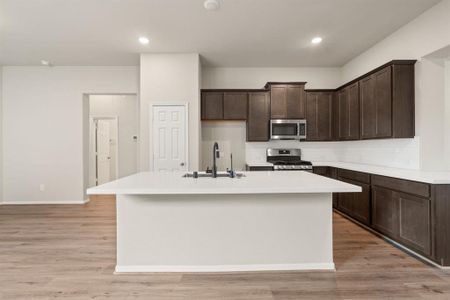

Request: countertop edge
left=312, top=162, right=450, bottom=184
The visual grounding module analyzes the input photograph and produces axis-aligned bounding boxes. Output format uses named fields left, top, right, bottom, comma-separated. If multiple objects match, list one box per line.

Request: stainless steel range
left=266, top=148, right=313, bottom=171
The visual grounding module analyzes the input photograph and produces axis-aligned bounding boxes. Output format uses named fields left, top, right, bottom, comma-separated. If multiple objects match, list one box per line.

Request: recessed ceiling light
left=311, top=37, right=323, bottom=44
left=138, top=37, right=150, bottom=45
left=204, top=0, right=220, bottom=11
left=40, top=60, right=51, bottom=66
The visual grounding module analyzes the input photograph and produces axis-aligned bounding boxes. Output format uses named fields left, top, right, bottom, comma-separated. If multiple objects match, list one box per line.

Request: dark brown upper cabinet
left=201, top=91, right=248, bottom=121
left=266, top=83, right=306, bottom=119
left=306, top=91, right=333, bottom=141
left=223, top=92, right=247, bottom=120
left=247, top=92, right=270, bottom=141
left=201, top=92, right=223, bottom=120
left=359, top=61, right=415, bottom=139
left=360, top=66, right=392, bottom=139
left=336, top=82, right=360, bottom=140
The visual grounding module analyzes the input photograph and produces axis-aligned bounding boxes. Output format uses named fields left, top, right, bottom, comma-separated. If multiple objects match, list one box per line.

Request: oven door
left=270, top=120, right=302, bottom=140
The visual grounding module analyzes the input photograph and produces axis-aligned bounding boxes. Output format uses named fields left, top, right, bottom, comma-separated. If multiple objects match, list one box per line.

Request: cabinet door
left=373, top=66, right=392, bottom=138
left=223, top=92, right=248, bottom=120
left=394, top=191, right=431, bottom=256
left=337, top=178, right=371, bottom=225
left=360, top=75, right=377, bottom=139
left=312, top=166, right=329, bottom=177
left=287, top=85, right=306, bottom=119
left=247, top=92, right=270, bottom=141
left=201, top=92, right=223, bottom=120
left=337, top=88, right=349, bottom=140
left=270, top=85, right=287, bottom=119
left=372, top=186, right=398, bottom=239
left=360, top=67, right=392, bottom=139
left=337, top=187, right=354, bottom=217
left=306, top=92, right=333, bottom=141
left=351, top=180, right=371, bottom=225
left=347, top=82, right=360, bottom=140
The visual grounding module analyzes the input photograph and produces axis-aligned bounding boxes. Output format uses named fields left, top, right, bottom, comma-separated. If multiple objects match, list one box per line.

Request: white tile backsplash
left=246, top=137, right=420, bottom=170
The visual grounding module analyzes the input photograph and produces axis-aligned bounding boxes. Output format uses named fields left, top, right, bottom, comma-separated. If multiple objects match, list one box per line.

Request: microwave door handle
left=297, top=122, right=300, bottom=137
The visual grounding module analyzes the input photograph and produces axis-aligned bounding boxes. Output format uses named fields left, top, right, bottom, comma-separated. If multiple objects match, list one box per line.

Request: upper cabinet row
left=201, top=83, right=306, bottom=121
left=201, top=60, right=416, bottom=142
left=334, top=62, right=415, bottom=140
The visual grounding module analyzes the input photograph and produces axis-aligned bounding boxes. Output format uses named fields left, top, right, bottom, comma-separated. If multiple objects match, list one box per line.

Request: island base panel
left=116, top=193, right=334, bottom=272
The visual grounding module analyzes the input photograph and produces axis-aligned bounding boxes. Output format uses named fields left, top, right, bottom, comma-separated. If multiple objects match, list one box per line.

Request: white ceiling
left=0, top=0, right=441, bottom=67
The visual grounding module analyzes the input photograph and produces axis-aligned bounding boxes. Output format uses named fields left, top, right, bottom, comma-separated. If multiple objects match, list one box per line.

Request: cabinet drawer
left=246, top=165, right=274, bottom=171
left=371, top=175, right=430, bottom=198
left=337, top=169, right=370, bottom=184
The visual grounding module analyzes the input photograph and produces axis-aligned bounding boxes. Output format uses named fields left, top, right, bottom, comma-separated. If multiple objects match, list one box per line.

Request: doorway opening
left=92, top=117, right=118, bottom=185
left=87, top=94, right=138, bottom=188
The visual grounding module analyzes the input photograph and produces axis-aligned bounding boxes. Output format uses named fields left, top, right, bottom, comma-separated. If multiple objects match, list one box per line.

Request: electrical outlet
left=39, top=184, right=45, bottom=192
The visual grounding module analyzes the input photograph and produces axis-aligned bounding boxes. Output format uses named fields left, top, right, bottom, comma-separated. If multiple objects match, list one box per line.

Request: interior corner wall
left=445, top=59, right=450, bottom=169
left=2, top=66, right=138, bottom=203
left=140, top=53, right=201, bottom=172
left=341, top=0, right=450, bottom=171
left=0, top=67, right=3, bottom=204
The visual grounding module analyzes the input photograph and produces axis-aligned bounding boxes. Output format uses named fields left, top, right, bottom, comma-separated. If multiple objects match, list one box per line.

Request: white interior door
left=96, top=120, right=111, bottom=184
left=152, top=105, right=187, bottom=172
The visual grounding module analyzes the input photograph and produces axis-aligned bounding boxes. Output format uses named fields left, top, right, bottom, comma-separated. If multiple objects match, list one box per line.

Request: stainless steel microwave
left=270, top=119, right=307, bottom=140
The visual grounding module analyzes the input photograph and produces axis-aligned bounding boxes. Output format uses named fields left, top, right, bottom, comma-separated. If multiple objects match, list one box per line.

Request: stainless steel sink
left=183, top=171, right=245, bottom=178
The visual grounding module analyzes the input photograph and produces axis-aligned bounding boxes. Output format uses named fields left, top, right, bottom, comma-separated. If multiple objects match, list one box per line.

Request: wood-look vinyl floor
left=1, top=196, right=450, bottom=300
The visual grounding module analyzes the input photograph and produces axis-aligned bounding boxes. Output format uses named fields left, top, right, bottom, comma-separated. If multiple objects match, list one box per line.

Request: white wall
left=2, top=66, right=138, bottom=203
left=341, top=0, right=450, bottom=170
left=89, top=95, right=138, bottom=187
left=140, top=54, right=201, bottom=171
left=202, top=67, right=341, bottom=89
left=445, top=59, right=450, bottom=169
left=0, top=68, right=2, bottom=203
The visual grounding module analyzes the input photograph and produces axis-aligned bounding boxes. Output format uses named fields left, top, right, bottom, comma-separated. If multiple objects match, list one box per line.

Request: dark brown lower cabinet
left=395, top=191, right=431, bottom=256
left=338, top=178, right=371, bottom=225
left=330, top=168, right=449, bottom=266
left=371, top=186, right=398, bottom=238
left=246, top=165, right=274, bottom=171
left=433, top=185, right=450, bottom=266
left=312, top=166, right=329, bottom=177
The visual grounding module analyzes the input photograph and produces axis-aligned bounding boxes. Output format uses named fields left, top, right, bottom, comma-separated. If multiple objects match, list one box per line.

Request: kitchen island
left=87, top=171, right=360, bottom=273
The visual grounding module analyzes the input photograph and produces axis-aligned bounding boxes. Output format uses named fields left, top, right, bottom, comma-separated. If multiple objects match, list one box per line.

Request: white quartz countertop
left=87, top=171, right=361, bottom=195
left=313, top=161, right=450, bottom=184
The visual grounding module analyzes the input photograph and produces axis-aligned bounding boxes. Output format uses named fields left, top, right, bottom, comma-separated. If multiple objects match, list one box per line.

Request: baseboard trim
left=2, top=198, right=90, bottom=205
left=115, top=263, right=335, bottom=273
left=333, top=209, right=449, bottom=270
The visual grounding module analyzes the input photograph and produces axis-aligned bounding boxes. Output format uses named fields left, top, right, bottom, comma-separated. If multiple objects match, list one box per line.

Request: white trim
left=149, top=102, right=189, bottom=171
left=115, top=263, right=335, bottom=273
left=334, top=210, right=450, bottom=270
left=1, top=199, right=89, bottom=205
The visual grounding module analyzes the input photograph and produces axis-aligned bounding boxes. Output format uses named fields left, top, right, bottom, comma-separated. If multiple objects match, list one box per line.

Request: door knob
left=180, top=162, right=185, bottom=166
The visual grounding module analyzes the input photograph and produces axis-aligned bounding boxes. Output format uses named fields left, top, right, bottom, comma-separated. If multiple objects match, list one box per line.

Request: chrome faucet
left=212, top=142, right=220, bottom=178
